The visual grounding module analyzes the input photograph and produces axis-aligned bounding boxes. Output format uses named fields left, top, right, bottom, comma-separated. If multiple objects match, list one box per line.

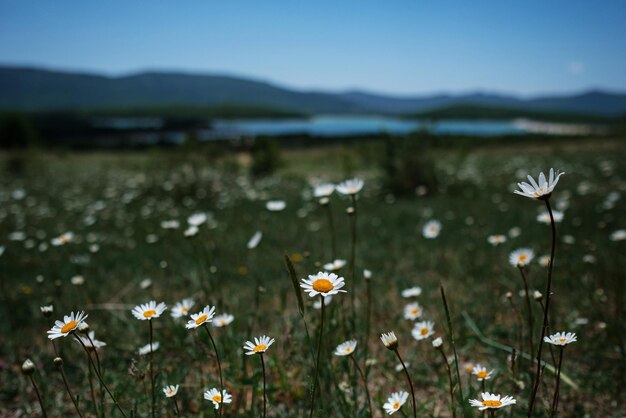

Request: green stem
left=324, top=201, right=337, bottom=260
left=28, top=375, right=48, bottom=418
left=349, top=194, right=357, bottom=333
left=58, top=363, right=84, bottom=418
left=204, top=326, right=224, bottom=418
left=349, top=354, right=372, bottom=417
left=518, top=267, right=535, bottom=357
left=394, top=350, right=417, bottom=418
left=437, top=347, right=457, bottom=418
left=149, top=321, right=156, bottom=418
left=86, top=353, right=100, bottom=418
left=75, top=336, right=130, bottom=418
left=527, top=199, right=558, bottom=418
left=260, top=353, right=267, bottom=418
left=173, top=397, right=181, bottom=417
left=309, top=296, right=325, bottom=418
left=550, top=348, right=564, bottom=418
left=440, top=284, right=466, bottom=417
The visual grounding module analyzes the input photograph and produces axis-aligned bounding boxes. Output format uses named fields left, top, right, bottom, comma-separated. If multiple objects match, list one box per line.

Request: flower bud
left=21, top=359, right=35, bottom=376
left=53, top=357, right=63, bottom=369
left=432, top=337, right=443, bottom=348
left=533, top=290, right=543, bottom=301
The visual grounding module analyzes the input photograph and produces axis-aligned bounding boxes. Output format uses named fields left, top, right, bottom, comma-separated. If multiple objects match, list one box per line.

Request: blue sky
left=1, top=0, right=625, bottom=96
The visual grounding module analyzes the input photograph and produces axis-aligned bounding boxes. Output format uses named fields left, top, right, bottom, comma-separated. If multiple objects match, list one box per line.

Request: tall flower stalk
left=243, top=336, right=274, bottom=418
left=54, top=357, right=84, bottom=418
left=513, top=168, right=564, bottom=417
left=185, top=305, right=223, bottom=418
left=22, top=359, right=48, bottom=418
left=544, top=332, right=576, bottom=418
left=300, top=271, right=347, bottom=418
left=381, top=332, right=417, bottom=418
left=131, top=301, right=167, bottom=418
left=309, top=296, right=325, bottom=418
left=518, top=266, right=535, bottom=356
left=333, top=340, right=372, bottom=416
left=433, top=337, right=457, bottom=418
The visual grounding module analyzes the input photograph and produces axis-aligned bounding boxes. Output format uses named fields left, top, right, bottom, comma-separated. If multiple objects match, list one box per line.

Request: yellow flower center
left=312, top=279, right=334, bottom=293
left=61, top=320, right=78, bottom=333
left=345, top=347, right=351, bottom=353
left=482, top=400, right=502, bottom=407
left=430, top=226, right=436, bottom=232
left=392, top=402, right=400, bottom=409
left=195, top=314, right=208, bottom=325
left=559, top=337, right=566, bottom=343
left=477, top=370, right=488, bottom=379
left=533, top=191, right=541, bottom=197
left=182, top=306, right=189, bottom=313
left=519, top=254, right=527, bottom=262
left=254, top=344, right=267, bottom=352
left=212, top=394, right=222, bottom=403
left=143, top=309, right=157, bottom=318
left=420, top=327, right=429, bottom=335
left=411, top=309, right=418, bottom=315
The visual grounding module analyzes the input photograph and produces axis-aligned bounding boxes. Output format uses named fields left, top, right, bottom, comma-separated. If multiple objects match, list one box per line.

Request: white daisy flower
left=185, top=306, right=216, bottom=329
left=363, top=269, right=372, bottom=279
left=204, top=388, right=232, bottom=410
left=383, top=391, right=409, bottom=415
left=469, top=392, right=516, bottom=410
left=509, top=248, right=534, bottom=268
left=323, top=259, right=347, bottom=271
left=71, top=275, right=85, bottom=286
left=380, top=331, right=399, bottom=350
left=412, top=321, right=435, bottom=340
left=266, top=200, right=286, bottom=211
left=184, top=225, right=199, bottom=237
left=336, top=178, right=364, bottom=195
left=75, top=331, right=106, bottom=350
left=334, top=340, right=357, bottom=356
left=47, top=311, right=88, bottom=340
left=472, top=364, right=494, bottom=381
left=187, top=213, right=207, bottom=226
left=432, top=337, right=443, bottom=348
left=313, top=295, right=333, bottom=309
left=131, top=301, right=167, bottom=321
left=403, top=302, right=423, bottom=320
left=537, top=210, right=564, bottom=224
left=51, top=232, right=74, bottom=246
left=401, top=286, right=422, bottom=298
left=171, top=299, right=195, bottom=318
left=487, top=235, right=507, bottom=246
left=40, top=305, right=54, bottom=315
left=247, top=231, right=263, bottom=249
left=422, top=220, right=441, bottom=239
left=538, top=255, right=551, bottom=267
left=544, top=331, right=577, bottom=346
left=138, top=342, right=159, bottom=355
left=300, top=271, right=347, bottom=298
left=314, top=183, right=335, bottom=197
left=609, top=229, right=626, bottom=241
left=212, top=314, right=234, bottom=328
left=514, top=168, right=564, bottom=200
left=243, top=335, right=275, bottom=355
left=163, top=384, right=179, bottom=398
left=160, top=220, right=180, bottom=229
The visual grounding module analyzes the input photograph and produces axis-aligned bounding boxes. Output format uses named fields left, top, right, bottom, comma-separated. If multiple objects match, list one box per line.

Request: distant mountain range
left=1, top=66, right=626, bottom=116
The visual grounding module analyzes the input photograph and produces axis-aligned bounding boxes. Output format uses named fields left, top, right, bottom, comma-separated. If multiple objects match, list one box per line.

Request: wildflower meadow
left=2, top=136, right=625, bottom=417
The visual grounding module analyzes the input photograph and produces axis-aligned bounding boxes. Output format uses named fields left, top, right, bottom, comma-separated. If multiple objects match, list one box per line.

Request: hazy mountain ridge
left=2, top=66, right=626, bottom=116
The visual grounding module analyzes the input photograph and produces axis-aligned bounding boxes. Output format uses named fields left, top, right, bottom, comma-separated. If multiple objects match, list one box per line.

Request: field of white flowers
left=1, top=137, right=625, bottom=417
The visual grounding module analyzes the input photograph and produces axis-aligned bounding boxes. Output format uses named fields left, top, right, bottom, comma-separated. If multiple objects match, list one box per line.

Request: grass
left=1, top=135, right=625, bottom=417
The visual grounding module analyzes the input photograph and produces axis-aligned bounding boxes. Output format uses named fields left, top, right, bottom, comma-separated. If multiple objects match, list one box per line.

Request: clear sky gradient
left=1, top=0, right=625, bottom=96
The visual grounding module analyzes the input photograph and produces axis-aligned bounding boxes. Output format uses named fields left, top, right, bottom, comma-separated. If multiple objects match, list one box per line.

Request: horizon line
left=1, top=61, right=625, bottom=99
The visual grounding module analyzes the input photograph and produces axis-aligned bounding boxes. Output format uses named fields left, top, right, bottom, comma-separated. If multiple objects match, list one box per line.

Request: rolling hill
left=1, top=66, right=626, bottom=116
